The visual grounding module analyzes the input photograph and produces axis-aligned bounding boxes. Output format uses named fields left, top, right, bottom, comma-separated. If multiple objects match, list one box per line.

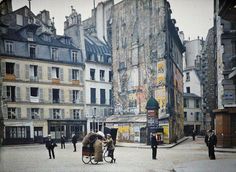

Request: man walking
left=151, top=133, right=158, bottom=160
left=205, top=130, right=217, bottom=160
left=61, top=134, right=66, bottom=149
left=72, top=134, right=77, bottom=152
left=45, top=134, right=57, bottom=159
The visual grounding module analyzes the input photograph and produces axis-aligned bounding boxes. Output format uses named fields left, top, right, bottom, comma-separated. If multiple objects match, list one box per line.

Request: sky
left=11, top=0, right=214, bottom=40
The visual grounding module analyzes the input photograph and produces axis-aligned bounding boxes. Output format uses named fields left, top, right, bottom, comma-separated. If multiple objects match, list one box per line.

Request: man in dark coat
left=45, top=134, right=57, bottom=159
left=61, top=134, right=66, bottom=149
left=72, top=134, right=77, bottom=152
left=206, top=130, right=217, bottom=160
left=192, top=130, right=196, bottom=141
left=151, top=133, right=158, bottom=159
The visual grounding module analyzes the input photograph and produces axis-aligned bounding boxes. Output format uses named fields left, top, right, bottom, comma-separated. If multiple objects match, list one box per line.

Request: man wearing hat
left=104, top=133, right=116, bottom=163
left=45, top=134, right=57, bottom=159
left=205, top=130, right=217, bottom=160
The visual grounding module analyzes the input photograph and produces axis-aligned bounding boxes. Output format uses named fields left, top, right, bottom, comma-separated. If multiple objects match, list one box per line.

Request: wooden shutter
left=70, top=109, right=73, bottom=119
left=15, top=64, right=20, bottom=78
left=39, top=88, right=43, bottom=102
left=16, top=87, right=21, bottom=102
left=69, top=69, right=72, bottom=81
left=60, top=89, right=64, bottom=103
left=38, top=66, right=42, bottom=80
left=80, top=91, right=84, bottom=103
left=48, top=67, right=51, bottom=80
left=49, top=109, right=53, bottom=119
left=80, top=70, right=84, bottom=83
left=40, top=108, right=44, bottom=119
left=48, top=89, right=52, bottom=103
left=2, top=85, right=7, bottom=98
left=69, top=90, right=73, bottom=103
left=61, top=109, right=65, bottom=119
left=26, top=87, right=30, bottom=101
left=1, top=62, right=5, bottom=77
left=27, top=108, right=31, bottom=119
left=17, top=108, right=21, bottom=119
left=25, top=64, right=29, bottom=80
left=60, top=68, right=64, bottom=81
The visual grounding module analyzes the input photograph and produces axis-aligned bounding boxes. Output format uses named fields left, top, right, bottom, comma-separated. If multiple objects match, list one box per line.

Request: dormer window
left=28, top=17, right=34, bottom=24
left=72, top=51, right=78, bottom=63
left=16, top=14, right=23, bottom=26
left=51, top=48, right=58, bottom=60
left=5, top=41, right=13, bottom=54
left=27, top=32, right=33, bottom=41
left=29, top=44, right=36, bottom=58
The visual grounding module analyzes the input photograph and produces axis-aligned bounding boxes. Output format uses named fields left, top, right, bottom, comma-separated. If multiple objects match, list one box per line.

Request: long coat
left=151, top=135, right=158, bottom=148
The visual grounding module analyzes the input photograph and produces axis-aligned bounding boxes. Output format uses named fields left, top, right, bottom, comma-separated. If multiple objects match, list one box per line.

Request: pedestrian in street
left=192, top=130, right=196, bottom=141
left=61, top=134, right=66, bottom=149
left=151, top=133, right=158, bottom=160
left=206, top=130, right=217, bottom=160
left=45, top=134, right=57, bottom=159
left=104, top=133, right=116, bottom=163
left=72, top=134, right=77, bottom=152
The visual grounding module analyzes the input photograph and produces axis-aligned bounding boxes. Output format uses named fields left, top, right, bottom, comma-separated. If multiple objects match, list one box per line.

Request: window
left=53, top=109, right=61, bottom=119
left=7, top=86, right=15, bottom=102
left=27, top=32, right=33, bottom=41
left=31, top=108, right=40, bottom=119
left=73, top=109, right=80, bottom=119
left=186, top=87, right=190, bottom=93
left=7, top=127, right=27, bottom=138
left=52, top=89, right=60, bottom=103
left=51, top=48, right=58, bottom=60
left=29, top=45, right=36, bottom=58
left=100, top=70, right=105, bottom=81
left=186, top=72, right=190, bottom=82
left=184, top=98, right=189, bottom=108
left=91, top=88, right=96, bottom=104
left=72, top=69, right=79, bottom=80
left=5, top=41, right=13, bottom=54
left=72, top=90, right=80, bottom=103
left=109, top=71, right=112, bottom=82
left=89, top=54, right=95, bottom=61
left=30, top=65, right=38, bottom=80
left=119, top=62, right=126, bottom=70
left=72, top=51, right=78, bottom=62
left=184, top=112, right=187, bottom=121
left=6, top=62, right=14, bottom=74
left=195, top=99, right=200, bottom=108
left=52, top=67, right=59, bottom=79
left=90, top=69, right=95, bottom=80
left=195, top=112, right=200, bottom=121
left=16, top=14, right=23, bottom=26
left=8, top=108, right=16, bottom=119
left=100, top=89, right=106, bottom=104
left=30, top=87, right=39, bottom=102
left=98, top=55, right=104, bottom=62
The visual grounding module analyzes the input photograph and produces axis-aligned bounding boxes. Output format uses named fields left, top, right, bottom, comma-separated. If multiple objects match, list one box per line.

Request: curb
left=116, top=137, right=189, bottom=149
left=215, top=149, right=236, bottom=153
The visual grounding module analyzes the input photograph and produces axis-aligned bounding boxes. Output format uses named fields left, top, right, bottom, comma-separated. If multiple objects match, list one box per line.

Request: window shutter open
left=17, top=108, right=21, bottom=119
left=39, top=88, right=43, bottom=102
left=60, top=68, right=64, bottom=81
left=48, top=89, right=52, bottom=103
left=80, top=70, right=84, bottom=83
left=60, top=90, right=64, bottom=103
left=61, top=109, right=65, bottom=119
left=27, top=108, right=31, bottom=119
left=70, top=109, right=73, bottom=119
left=25, top=64, right=29, bottom=80
left=49, top=109, right=53, bottom=119
left=69, top=69, right=72, bottom=81
left=2, top=86, right=7, bottom=98
left=2, top=106, right=7, bottom=118
left=1, top=62, right=6, bottom=77
left=26, top=87, right=30, bottom=101
left=80, top=91, right=84, bottom=103
left=40, top=108, right=44, bottom=119
left=15, top=64, right=20, bottom=78
left=38, top=66, right=42, bottom=80
left=48, top=67, right=51, bottom=80
left=69, top=90, right=73, bottom=103
left=16, top=87, right=21, bottom=102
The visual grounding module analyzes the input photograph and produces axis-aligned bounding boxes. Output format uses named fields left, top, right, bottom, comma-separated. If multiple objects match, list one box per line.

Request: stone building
left=183, top=38, right=204, bottom=135
left=201, top=28, right=216, bottom=131
left=213, top=0, right=236, bottom=147
left=0, top=2, right=86, bottom=144
left=111, top=0, right=184, bottom=143
left=64, top=6, right=113, bottom=133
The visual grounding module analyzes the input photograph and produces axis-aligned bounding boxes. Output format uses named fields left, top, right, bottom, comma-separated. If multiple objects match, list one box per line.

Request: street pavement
left=0, top=137, right=235, bottom=172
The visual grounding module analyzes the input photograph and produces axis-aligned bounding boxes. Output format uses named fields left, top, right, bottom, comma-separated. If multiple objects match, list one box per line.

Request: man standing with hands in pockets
left=151, top=133, right=158, bottom=160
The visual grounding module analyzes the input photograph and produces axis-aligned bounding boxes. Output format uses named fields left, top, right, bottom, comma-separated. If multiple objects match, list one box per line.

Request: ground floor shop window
left=6, top=126, right=28, bottom=138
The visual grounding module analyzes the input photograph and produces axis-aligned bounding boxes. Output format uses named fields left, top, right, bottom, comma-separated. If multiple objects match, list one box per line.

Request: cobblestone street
left=0, top=138, right=235, bottom=172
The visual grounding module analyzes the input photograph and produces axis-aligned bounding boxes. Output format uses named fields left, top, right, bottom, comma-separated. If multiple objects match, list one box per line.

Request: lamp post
left=92, top=107, right=96, bottom=132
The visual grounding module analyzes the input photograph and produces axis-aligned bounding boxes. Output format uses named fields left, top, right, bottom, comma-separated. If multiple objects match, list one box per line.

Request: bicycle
left=82, top=146, right=98, bottom=164
left=103, top=147, right=116, bottom=163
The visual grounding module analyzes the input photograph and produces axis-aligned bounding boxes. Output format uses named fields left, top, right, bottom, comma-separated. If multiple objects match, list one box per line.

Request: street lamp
left=92, top=108, right=96, bottom=132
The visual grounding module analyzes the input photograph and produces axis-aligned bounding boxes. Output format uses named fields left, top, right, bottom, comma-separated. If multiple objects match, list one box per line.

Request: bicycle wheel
left=90, top=156, right=98, bottom=165
left=103, top=150, right=112, bottom=163
left=82, top=155, right=91, bottom=164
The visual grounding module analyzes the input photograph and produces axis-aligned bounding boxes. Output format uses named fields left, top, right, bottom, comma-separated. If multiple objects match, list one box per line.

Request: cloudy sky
left=11, top=0, right=213, bottom=40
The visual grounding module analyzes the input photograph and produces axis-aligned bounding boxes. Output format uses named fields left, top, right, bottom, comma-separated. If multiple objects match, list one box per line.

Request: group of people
left=45, top=132, right=116, bottom=163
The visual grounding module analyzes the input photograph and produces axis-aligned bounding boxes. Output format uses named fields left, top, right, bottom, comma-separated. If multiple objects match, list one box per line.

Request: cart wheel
left=82, top=155, right=91, bottom=164
left=103, top=150, right=112, bottom=163
left=90, top=156, right=98, bottom=165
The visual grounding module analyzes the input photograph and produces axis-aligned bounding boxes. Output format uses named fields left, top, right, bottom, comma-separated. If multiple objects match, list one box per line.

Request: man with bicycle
left=104, top=134, right=116, bottom=163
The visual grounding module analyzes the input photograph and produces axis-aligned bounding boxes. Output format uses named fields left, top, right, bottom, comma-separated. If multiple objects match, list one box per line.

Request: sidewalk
left=116, top=137, right=189, bottom=149
left=215, top=147, right=236, bottom=153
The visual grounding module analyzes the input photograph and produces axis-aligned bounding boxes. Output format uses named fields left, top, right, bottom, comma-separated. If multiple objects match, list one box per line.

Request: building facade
left=64, top=6, right=113, bottom=133
left=0, top=4, right=86, bottom=144
left=111, top=0, right=184, bottom=143
left=213, top=0, right=236, bottom=147
left=183, top=39, right=204, bottom=135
